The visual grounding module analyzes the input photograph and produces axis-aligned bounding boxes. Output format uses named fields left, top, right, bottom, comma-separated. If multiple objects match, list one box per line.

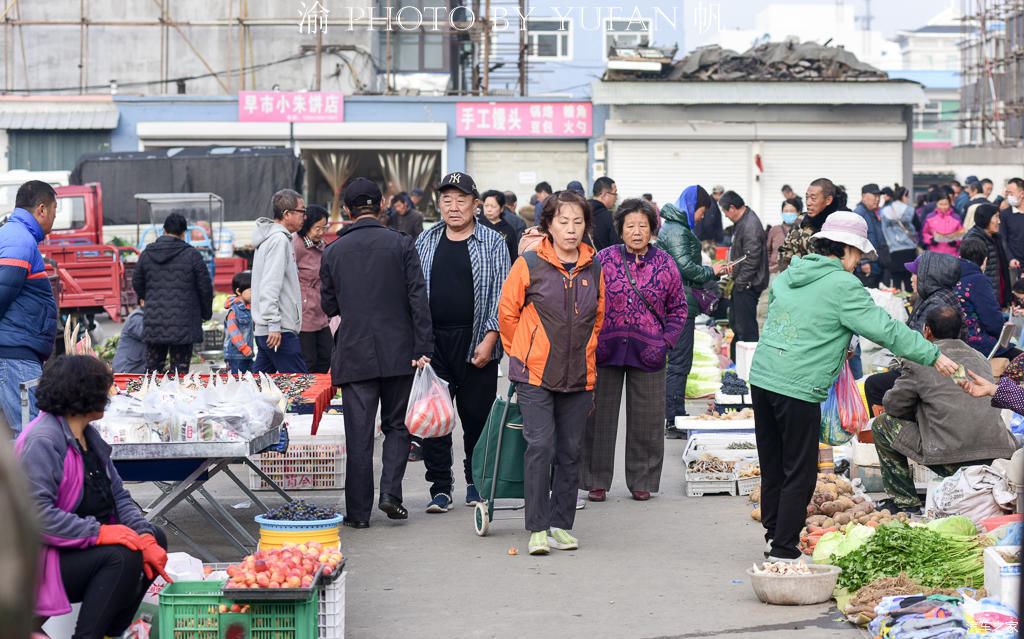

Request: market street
left=128, top=392, right=866, bottom=639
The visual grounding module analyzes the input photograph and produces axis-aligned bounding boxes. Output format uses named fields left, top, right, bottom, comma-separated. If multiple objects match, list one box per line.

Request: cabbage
left=835, top=523, right=875, bottom=559
left=812, top=531, right=843, bottom=564
left=685, top=377, right=720, bottom=398
left=925, top=516, right=978, bottom=537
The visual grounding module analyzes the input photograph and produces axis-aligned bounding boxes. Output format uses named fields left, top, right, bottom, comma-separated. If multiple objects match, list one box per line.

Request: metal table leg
left=176, top=484, right=250, bottom=556
left=143, top=458, right=232, bottom=521
left=241, top=457, right=295, bottom=502
left=221, top=465, right=271, bottom=512
left=195, top=484, right=258, bottom=547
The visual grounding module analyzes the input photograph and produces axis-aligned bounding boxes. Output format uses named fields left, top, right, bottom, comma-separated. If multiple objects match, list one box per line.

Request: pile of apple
left=223, top=541, right=343, bottom=590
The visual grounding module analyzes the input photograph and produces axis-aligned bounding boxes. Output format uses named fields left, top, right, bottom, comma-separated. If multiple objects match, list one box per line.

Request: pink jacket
left=922, top=209, right=963, bottom=256
left=292, top=235, right=330, bottom=332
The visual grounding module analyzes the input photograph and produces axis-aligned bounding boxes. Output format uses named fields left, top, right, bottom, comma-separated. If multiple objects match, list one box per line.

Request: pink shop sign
left=456, top=102, right=592, bottom=137
left=238, top=91, right=344, bottom=123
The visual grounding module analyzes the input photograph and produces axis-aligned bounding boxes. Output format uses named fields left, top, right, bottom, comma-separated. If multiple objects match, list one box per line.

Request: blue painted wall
left=112, top=96, right=237, bottom=151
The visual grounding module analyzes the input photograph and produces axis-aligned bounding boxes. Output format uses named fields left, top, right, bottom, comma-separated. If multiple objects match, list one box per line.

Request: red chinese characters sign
left=238, top=91, right=344, bottom=123
left=456, top=102, right=592, bottom=137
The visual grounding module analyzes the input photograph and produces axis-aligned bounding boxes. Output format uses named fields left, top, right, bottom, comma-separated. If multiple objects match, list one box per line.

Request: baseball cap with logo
left=439, top=171, right=479, bottom=198
left=344, top=177, right=382, bottom=209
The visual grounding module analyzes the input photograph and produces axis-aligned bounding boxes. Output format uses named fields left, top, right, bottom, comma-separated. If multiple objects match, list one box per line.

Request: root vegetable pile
left=751, top=560, right=812, bottom=576
left=688, top=453, right=735, bottom=474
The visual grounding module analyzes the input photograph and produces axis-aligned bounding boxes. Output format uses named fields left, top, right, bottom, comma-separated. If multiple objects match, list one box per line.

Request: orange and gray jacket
left=499, top=237, right=605, bottom=392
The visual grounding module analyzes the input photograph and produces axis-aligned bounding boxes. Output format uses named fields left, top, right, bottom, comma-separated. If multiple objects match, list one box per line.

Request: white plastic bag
left=932, top=465, right=1013, bottom=525
left=404, top=364, right=455, bottom=438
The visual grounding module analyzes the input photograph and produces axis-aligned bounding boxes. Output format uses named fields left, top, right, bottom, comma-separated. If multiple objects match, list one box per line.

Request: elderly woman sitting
left=581, top=198, right=687, bottom=502
left=17, top=355, right=170, bottom=639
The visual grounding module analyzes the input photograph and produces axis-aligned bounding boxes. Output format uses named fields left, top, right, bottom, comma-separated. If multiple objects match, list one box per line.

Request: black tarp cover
left=70, top=146, right=304, bottom=225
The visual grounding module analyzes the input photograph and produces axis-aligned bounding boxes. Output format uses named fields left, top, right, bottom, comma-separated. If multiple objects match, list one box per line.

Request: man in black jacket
left=320, top=177, right=433, bottom=528
left=133, top=213, right=213, bottom=374
left=588, top=176, right=621, bottom=251
left=721, top=191, right=768, bottom=362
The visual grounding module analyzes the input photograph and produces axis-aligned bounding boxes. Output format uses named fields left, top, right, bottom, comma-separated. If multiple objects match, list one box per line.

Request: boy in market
left=224, top=271, right=255, bottom=373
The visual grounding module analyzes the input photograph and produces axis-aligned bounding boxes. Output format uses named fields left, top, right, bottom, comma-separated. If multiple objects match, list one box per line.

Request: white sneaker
left=763, top=540, right=772, bottom=558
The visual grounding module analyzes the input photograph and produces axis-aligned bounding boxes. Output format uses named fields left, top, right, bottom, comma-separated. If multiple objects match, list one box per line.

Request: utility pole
left=518, top=0, right=526, bottom=95
left=482, top=0, right=491, bottom=95
left=315, top=24, right=322, bottom=91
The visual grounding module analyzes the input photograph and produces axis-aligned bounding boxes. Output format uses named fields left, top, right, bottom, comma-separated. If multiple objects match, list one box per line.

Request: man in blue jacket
left=0, top=180, right=58, bottom=434
left=853, top=183, right=887, bottom=288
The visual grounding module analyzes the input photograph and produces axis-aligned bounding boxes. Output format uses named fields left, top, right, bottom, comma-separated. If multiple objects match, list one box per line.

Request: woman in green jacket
left=656, top=185, right=729, bottom=436
left=749, top=212, right=957, bottom=562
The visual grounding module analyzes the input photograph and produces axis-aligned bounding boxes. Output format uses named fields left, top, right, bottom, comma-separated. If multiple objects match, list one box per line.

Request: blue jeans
left=253, top=333, right=308, bottom=374
left=227, top=358, right=253, bottom=374
left=0, top=357, right=42, bottom=435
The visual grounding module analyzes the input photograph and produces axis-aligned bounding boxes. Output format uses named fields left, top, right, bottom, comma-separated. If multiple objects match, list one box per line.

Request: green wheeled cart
left=470, top=383, right=527, bottom=536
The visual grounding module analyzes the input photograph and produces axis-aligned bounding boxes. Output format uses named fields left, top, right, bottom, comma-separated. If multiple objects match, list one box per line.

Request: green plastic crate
left=158, top=581, right=318, bottom=639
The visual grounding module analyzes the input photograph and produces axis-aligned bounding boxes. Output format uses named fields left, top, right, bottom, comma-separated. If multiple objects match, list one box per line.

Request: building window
left=380, top=0, right=448, bottom=72
left=603, top=18, right=652, bottom=59
left=527, top=18, right=572, bottom=60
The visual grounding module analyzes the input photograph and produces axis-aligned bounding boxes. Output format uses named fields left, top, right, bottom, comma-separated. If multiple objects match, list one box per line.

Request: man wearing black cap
left=320, top=177, right=434, bottom=528
left=853, top=183, right=887, bottom=288
left=415, top=171, right=510, bottom=512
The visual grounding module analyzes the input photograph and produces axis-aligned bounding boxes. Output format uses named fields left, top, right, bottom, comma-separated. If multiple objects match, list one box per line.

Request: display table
left=111, top=423, right=293, bottom=562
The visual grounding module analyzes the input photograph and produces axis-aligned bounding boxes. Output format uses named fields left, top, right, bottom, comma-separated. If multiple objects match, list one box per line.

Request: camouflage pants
left=871, top=414, right=965, bottom=508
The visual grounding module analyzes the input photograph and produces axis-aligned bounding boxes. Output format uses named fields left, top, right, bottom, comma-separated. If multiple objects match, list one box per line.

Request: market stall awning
left=0, top=96, right=119, bottom=130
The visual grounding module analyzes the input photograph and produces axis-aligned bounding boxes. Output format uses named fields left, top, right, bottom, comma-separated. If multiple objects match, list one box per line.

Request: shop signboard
left=456, top=102, right=592, bottom=137
left=238, top=91, right=344, bottom=123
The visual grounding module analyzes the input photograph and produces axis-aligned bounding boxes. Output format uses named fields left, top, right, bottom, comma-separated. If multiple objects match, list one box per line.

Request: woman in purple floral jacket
left=581, top=199, right=688, bottom=502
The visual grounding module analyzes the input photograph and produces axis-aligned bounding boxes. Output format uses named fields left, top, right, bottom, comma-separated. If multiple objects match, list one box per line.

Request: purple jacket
left=595, top=245, right=687, bottom=371
left=15, top=412, right=156, bottom=616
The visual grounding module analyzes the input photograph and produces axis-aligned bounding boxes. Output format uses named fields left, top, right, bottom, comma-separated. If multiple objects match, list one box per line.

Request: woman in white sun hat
left=747, top=211, right=958, bottom=563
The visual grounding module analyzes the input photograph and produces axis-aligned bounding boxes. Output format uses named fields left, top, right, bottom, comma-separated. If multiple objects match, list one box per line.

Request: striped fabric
left=416, top=221, right=511, bottom=362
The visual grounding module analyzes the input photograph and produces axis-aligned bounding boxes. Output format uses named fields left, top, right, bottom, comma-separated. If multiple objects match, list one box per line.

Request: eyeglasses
left=289, top=208, right=307, bottom=215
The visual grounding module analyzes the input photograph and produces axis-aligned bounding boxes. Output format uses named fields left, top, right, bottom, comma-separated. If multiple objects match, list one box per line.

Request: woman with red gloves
left=15, top=355, right=171, bottom=639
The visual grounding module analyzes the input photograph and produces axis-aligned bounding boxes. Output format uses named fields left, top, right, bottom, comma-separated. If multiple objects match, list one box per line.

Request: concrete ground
left=124, top=388, right=869, bottom=639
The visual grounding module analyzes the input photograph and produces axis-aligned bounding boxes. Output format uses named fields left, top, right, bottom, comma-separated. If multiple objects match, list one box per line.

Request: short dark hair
left=782, top=197, right=803, bottom=213
left=641, top=193, right=653, bottom=201
left=539, top=190, right=591, bottom=238
left=481, top=189, right=506, bottom=208
left=975, top=204, right=999, bottom=230
left=928, top=190, right=941, bottom=203
left=1013, top=279, right=1024, bottom=295
left=812, top=237, right=848, bottom=259
left=593, top=177, right=616, bottom=197
left=36, top=355, right=113, bottom=417
left=967, top=180, right=980, bottom=194
left=504, top=190, right=517, bottom=205
left=272, top=189, right=302, bottom=220
left=925, top=305, right=962, bottom=340
left=1010, top=177, right=1024, bottom=190
left=959, top=238, right=988, bottom=267
left=15, top=180, right=56, bottom=211
left=718, top=191, right=745, bottom=212
left=809, top=178, right=835, bottom=199
left=981, top=178, right=993, bottom=187
left=937, top=193, right=950, bottom=203
left=232, top=270, right=252, bottom=294
left=951, top=180, right=962, bottom=188
left=613, top=198, right=658, bottom=237
left=781, top=184, right=793, bottom=193
left=535, top=181, right=552, bottom=195
left=393, top=192, right=409, bottom=209
left=163, top=213, right=188, bottom=236
left=299, top=204, right=329, bottom=237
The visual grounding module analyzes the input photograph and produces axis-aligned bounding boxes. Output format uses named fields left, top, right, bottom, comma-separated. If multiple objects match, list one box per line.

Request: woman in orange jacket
left=498, top=190, right=605, bottom=556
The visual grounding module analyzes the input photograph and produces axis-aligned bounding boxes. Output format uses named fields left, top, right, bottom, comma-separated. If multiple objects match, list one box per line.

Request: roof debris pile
left=606, top=40, right=889, bottom=82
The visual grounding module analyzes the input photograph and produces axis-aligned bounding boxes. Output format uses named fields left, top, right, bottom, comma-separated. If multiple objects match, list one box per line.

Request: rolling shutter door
left=466, top=140, right=588, bottom=214
left=759, top=141, right=903, bottom=227
left=607, top=140, right=751, bottom=211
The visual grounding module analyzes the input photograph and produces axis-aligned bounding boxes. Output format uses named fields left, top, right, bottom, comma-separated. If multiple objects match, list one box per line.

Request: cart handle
left=506, top=382, right=516, bottom=399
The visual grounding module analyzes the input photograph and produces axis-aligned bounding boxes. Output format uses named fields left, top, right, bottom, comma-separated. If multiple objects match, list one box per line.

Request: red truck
left=44, top=184, right=244, bottom=323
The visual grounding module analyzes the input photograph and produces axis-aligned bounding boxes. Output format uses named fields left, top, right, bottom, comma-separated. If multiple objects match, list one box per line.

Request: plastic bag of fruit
left=404, top=363, right=455, bottom=438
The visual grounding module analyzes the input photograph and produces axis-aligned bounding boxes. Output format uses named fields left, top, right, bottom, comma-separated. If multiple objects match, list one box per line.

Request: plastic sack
left=836, top=361, right=868, bottom=435
left=405, top=364, right=455, bottom=438
left=962, top=592, right=1018, bottom=637
left=932, top=466, right=1010, bottom=525
left=820, top=383, right=852, bottom=446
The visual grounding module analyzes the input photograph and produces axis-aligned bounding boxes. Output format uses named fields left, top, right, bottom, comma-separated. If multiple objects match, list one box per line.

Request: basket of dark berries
left=255, top=499, right=344, bottom=549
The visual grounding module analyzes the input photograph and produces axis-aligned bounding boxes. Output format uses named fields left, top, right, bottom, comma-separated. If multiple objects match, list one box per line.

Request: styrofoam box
left=851, top=437, right=880, bottom=467
left=319, top=570, right=346, bottom=639
left=674, top=415, right=756, bottom=433
left=683, top=432, right=758, bottom=465
left=714, top=390, right=751, bottom=405
left=734, top=341, right=758, bottom=381
left=984, top=546, right=1021, bottom=609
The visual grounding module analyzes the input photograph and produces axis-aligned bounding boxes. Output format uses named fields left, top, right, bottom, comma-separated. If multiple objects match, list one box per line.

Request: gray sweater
left=251, top=218, right=303, bottom=335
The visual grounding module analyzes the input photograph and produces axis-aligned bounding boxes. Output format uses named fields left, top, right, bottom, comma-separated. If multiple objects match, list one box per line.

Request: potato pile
left=748, top=473, right=905, bottom=531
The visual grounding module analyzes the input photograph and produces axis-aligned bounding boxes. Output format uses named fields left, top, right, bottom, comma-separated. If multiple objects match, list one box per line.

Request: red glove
left=139, top=533, right=172, bottom=583
left=97, top=524, right=143, bottom=551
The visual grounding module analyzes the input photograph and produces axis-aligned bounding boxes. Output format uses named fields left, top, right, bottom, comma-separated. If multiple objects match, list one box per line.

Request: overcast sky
left=680, top=0, right=953, bottom=48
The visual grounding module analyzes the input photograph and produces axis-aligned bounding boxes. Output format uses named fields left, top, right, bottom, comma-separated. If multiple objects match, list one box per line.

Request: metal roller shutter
left=758, top=141, right=903, bottom=227
left=606, top=140, right=751, bottom=213
left=466, top=140, right=588, bottom=214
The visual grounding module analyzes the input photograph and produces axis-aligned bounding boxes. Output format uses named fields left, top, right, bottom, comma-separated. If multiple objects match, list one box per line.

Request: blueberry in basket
left=264, top=499, right=340, bottom=521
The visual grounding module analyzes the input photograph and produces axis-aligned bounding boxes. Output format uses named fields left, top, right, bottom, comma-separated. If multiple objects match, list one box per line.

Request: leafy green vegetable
left=835, top=524, right=875, bottom=559
left=812, top=531, right=843, bottom=564
left=925, top=516, right=978, bottom=537
left=833, top=521, right=990, bottom=591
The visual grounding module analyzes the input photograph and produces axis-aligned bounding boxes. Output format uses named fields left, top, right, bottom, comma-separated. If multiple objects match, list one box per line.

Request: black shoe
left=343, top=519, right=369, bottom=529
left=378, top=494, right=409, bottom=520
left=875, top=498, right=921, bottom=516
left=408, top=440, right=423, bottom=462
left=665, top=425, right=687, bottom=439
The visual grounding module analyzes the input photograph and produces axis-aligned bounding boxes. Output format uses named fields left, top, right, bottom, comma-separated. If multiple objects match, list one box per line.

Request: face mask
left=1008, top=195, right=1021, bottom=208
left=781, top=212, right=798, bottom=225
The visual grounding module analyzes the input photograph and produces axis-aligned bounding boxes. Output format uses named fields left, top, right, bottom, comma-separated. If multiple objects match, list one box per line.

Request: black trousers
left=56, top=527, right=168, bottom=639
left=299, top=327, right=333, bottom=374
left=422, top=326, right=499, bottom=498
left=665, top=310, right=696, bottom=421
left=751, top=385, right=820, bottom=559
left=887, top=248, right=917, bottom=292
left=340, top=374, right=414, bottom=522
left=864, top=370, right=901, bottom=412
left=145, top=343, right=192, bottom=375
left=729, top=287, right=760, bottom=362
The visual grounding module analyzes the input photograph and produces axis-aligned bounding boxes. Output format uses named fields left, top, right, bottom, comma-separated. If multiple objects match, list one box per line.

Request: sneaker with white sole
left=465, top=484, right=481, bottom=506
left=764, top=540, right=772, bottom=558
left=548, top=528, right=578, bottom=550
left=528, top=531, right=549, bottom=555
left=426, top=493, right=452, bottom=513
